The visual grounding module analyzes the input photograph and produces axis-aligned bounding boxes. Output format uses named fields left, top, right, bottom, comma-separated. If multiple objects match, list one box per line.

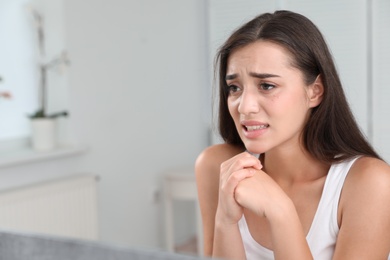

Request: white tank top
left=238, top=157, right=373, bottom=260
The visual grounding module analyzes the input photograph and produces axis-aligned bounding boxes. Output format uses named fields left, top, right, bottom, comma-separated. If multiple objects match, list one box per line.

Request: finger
left=221, top=152, right=257, bottom=172
left=224, top=152, right=262, bottom=173
left=223, top=168, right=255, bottom=193
left=244, top=152, right=263, bottom=170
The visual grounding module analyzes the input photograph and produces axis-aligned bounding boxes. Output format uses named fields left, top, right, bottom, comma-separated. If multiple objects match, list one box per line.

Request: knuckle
left=220, top=163, right=227, bottom=172
left=234, top=158, right=247, bottom=168
left=230, top=171, right=241, bottom=182
left=234, top=185, right=243, bottom=201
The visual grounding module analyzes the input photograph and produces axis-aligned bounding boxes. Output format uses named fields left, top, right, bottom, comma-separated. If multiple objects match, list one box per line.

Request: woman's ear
left=308, top=75, right=324, bottom=108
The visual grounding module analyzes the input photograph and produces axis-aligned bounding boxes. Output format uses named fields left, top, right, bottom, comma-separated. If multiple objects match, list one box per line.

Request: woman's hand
left=215, top=152, right=262, bottom=224
left=234, top=165, right=313, bottom=259
left=234, top=167, right=289, bottom=219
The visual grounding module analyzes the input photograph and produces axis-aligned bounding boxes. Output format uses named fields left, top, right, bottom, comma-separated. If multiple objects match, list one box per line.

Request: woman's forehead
left=226, top=41, right=295, bottom=75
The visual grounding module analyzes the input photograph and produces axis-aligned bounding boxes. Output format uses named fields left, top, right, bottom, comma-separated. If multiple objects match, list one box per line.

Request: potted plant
left=28, top=7, right=70, bottom=151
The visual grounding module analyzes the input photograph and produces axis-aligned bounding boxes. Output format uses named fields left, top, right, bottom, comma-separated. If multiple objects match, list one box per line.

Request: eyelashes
left=226, top=83, right=276, bottom=95
left=226, top=84, right=240, bottom=94
left=259, top=83, right=275, bottom=91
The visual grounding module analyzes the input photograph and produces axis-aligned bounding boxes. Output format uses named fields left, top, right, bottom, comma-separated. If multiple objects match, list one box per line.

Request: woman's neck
left=261, top=146, right=330, bottom=185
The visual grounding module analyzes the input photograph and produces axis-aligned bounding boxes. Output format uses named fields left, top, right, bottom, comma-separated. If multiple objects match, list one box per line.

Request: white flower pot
left=30, top=118, right=57, bottom=151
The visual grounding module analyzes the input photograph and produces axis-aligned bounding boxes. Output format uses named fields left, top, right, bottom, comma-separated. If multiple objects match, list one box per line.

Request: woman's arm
left=235, top=170, right=313, bottom=260
left=333, top=157, right=390, bottom=259
left=195, top=144, right=246, bottom=258
left=212, top=151, right=262, bottom=259
left=195, top=146, right=220, bottom=256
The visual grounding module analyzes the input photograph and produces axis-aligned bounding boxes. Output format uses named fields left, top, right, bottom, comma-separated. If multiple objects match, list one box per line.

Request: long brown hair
left=216, top=10, right=380, bottom=163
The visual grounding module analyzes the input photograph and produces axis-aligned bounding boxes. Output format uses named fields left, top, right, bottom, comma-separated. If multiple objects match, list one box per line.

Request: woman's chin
left=244, top=145, right=266, bottom=156
left=240, top=136, right=268, bottom=155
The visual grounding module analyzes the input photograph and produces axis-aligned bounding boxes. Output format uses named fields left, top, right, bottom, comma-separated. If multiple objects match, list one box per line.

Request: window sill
left=0, top=138, right=88, bottom=169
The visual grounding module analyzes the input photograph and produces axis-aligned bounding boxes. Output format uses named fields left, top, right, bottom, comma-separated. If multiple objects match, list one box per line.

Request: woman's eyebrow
left=249, top=72, right=280, bottom=78
left=225, top=72, right=280, bottom=81
left=225, top=74, right=237, bottom=81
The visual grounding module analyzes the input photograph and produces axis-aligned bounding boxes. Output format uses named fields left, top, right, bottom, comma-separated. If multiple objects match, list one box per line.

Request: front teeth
left=246, top=125, right=268, bottom=131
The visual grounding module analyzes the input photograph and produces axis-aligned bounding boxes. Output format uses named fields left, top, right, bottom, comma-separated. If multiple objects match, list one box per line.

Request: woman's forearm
left=213, top=220, right=246, bottom=260
left=268, top=199, right=313, bottom=260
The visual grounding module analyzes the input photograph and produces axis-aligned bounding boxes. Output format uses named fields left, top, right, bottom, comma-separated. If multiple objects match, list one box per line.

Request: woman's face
left=226, top=40, right=317, bottom=155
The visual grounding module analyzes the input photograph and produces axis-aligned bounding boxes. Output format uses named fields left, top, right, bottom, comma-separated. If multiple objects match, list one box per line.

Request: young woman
left=195, top=10, right=390, bottom=260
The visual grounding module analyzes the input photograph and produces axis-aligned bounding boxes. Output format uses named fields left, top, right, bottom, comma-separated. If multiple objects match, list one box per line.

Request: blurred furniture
left=163, top=168, right=203, bottom=256
left=0, top=229, right=209, bottom=260
left=0, top=174, right=99, bottom=240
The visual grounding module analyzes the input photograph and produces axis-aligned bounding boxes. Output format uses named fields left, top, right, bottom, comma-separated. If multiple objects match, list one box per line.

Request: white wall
left=372, top=0, right=390, bottom=160
left=0, top=0, right=39, bottom=140
left=62, top=0, right=209, bottom=248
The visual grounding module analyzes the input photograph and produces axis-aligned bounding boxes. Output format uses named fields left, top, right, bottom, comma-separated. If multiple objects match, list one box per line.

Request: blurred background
left=0, top=0, right=389, bottom=257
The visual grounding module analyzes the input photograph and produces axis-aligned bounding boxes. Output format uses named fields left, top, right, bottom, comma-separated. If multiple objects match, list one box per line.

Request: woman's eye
left=227, top=85, right=240, bottom=94
left=260, top=83, right=275, bottom=91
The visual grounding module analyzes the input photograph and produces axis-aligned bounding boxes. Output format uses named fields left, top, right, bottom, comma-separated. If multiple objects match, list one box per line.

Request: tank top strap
left=306, top=156, right=360, bottom=257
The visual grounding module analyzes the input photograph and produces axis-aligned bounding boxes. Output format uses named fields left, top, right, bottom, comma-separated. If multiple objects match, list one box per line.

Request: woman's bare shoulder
left=342, top=156, right=390, bottom=200
left=347, top=156, right=390, bottom=186
left=340, top=156, right=390, bottom=220
left=340, top=156, right=390, bottom=219
left=195, top=143, right=244, bottom=175
left=335, top=157, right=390, bottom=258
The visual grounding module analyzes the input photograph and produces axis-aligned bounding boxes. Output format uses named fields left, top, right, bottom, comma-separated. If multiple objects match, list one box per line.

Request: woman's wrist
left=214, top=210, right=242, bottom=226
left=213, top=216, right=246, bottom=260
left=265, top=195, right=296, bottom=225
left=265, top=197, right=312, bottom=259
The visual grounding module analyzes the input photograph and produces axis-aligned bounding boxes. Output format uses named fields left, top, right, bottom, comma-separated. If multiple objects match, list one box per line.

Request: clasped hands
left=217, top=151, right=285, bottom=224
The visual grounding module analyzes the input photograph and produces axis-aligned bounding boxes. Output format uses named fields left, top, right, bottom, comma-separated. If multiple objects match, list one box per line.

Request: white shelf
left=0, top=143, right=88, bottom=169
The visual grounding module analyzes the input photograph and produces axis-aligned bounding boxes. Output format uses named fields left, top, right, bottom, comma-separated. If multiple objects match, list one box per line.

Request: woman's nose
left=237, top=88, right=260, bottom=115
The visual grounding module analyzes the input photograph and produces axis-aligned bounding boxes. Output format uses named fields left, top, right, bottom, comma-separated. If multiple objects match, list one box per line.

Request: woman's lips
left=241, top=121, right=269, bottom=138
left=245, top=124, right=269, bottom=131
